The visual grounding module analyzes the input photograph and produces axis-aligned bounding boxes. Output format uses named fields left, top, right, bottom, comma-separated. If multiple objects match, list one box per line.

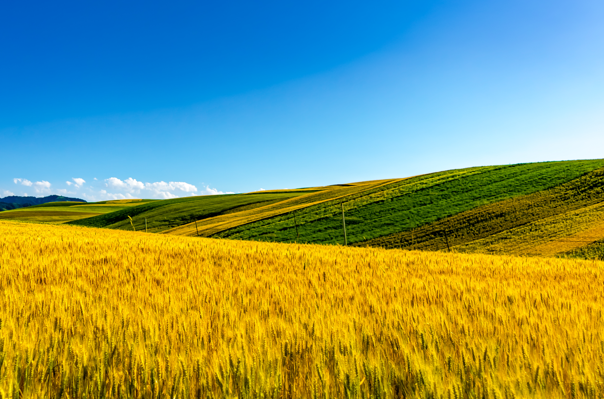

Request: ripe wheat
left=1, top=220, right=603, bottom=398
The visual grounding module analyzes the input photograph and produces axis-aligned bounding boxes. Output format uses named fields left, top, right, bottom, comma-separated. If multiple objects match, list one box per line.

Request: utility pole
left=195, top=219, right=199, bottom=236
left=341, top=203, right=347, bottom=245
left=145, top=218, right=147, bottom=233
left=443, top=229, right=451, bottom=252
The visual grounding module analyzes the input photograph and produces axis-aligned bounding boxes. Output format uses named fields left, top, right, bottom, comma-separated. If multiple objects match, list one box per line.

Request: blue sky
left=2, top=0, right=603, bottom=200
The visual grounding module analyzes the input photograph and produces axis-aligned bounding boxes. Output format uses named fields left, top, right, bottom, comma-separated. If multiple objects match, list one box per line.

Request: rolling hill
left=0, top=194, right=85, bottom=211
left=4, top=159, right=604, bottom=259
left=0, top=199, right=155, bottom=223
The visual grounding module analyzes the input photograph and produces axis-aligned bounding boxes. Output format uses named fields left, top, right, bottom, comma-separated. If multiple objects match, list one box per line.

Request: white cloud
left=143, top=181, right=197, bottom=199
left=158, top=191, right=178, bottom=199
left=1, top=190, right=15, bottom=197
left=149, top=181, right=195, bottom=192
left=87, top=190, right=135, bottom=201
left=72, top=178, right=85, bottom=187
left=14, top=178, right=52, bottom=194
left=8, top=176, right=229, bottom=201
left=200, top=185, right=233, bottom=195
left=33, top=181, right=52, bottom=194
left=34, top=181, right=51, bottom=189
left=105, top=177, right=145, bottom=192
left=99, top=177, right=233, bottom=199
left=14, top=178, right=33, bottom=187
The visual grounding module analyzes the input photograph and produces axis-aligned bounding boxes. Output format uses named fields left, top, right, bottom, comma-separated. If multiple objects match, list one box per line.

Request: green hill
left=69, top=192, right=309, bottom=232
left=213, top=160, right=603, bottom=245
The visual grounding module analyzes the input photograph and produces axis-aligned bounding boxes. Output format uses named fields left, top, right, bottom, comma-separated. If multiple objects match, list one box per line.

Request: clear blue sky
left=2, top=0, right=603, bottom=200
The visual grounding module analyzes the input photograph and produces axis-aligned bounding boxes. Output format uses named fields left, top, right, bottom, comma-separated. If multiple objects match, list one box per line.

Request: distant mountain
left=0, top=202, right=17, bottom=212
left=0, top=195, right=86, bottom=211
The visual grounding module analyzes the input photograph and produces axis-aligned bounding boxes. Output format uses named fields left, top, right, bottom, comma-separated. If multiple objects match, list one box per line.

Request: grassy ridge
left=164, top=178, right=401, bottom=237
left=457, top=202, right=604, bottom=257
left=69, top=192, right=304, bottom=232
left=360, top=165, right=604, bottom=253
left=216, top=160, right=604, bottom=245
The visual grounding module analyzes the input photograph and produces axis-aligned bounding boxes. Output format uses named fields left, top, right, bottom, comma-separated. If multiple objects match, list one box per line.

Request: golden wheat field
left=1, top=221, right=603, bottom=398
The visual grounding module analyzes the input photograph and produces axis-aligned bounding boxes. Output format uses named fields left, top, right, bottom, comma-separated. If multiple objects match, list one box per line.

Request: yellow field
left=1, top=221, right=603, bottom=398
left=0, top=200, right=155, bottom=224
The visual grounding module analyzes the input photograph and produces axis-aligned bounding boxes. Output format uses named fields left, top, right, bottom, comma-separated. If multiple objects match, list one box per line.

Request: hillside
left=0, top=194, right=85, bottom=211
left=69, top=191, right=311, bottom=232
left=212, top=161, right=603, bottom=244
left=6, top=159, right=604, bottom=259
left=2, top=220, right=603, bottom=397
left=0, top=199, right=154, bottom=224
left=359, top=165, right=604, bottom=256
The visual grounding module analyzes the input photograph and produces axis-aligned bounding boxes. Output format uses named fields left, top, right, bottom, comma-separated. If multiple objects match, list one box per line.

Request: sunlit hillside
left=1, top=220, right=603, bottom=398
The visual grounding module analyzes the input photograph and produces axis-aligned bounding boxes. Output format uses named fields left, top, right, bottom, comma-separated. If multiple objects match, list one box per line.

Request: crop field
left=564, top=239, right=604, bottom=261
left=70, top=192, right=306, bottom=233
left=2, top=220, right=604, bottom=398
left=0, top=200, right=155, bottom=224
left=214, top=160, right=604, bottom=245
left=361, top=166, right=604, bottom=256
left=456, top=203, right=604, bottom=257
left=164, top=178, right=401, bottom=237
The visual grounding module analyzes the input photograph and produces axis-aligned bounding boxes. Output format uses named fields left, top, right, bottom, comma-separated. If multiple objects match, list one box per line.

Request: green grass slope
left=214, top=160, right=604, bottom=245
left=163, top=179, right=400, bottom=237
left=68, top=192, right=305, bottom=232
left=359, top=166, right=604, bottom=255
left=0, top=200, right=155, bottom=224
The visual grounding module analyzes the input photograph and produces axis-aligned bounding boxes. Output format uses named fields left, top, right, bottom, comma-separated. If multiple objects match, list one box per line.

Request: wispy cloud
left=33, top=181, right=52, bottom=194
left=72, top=178, right=86, bottom=187
left=14, top=178, right=33, bottom=187
left=201, top=186, right=234, bottom=195
left=1, top=190, right=15, bottom=197
left=101, top=178, right=235, bottom=199
left=105, top=177, right=145, bottom=192
left=14, top=178, right=52, bottom=194
left=143, top=181, right=197, bottom=198
left=5, top=176, right=231, bottom=201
